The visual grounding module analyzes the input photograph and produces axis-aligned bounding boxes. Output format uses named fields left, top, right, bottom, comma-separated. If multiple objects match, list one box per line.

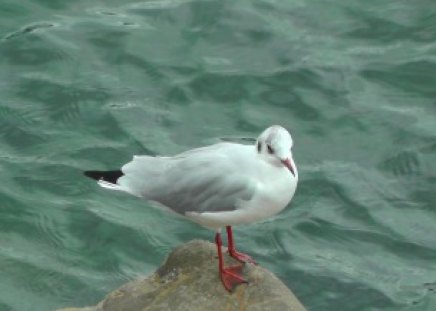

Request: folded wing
left=115, top=145, right=256, bottom=214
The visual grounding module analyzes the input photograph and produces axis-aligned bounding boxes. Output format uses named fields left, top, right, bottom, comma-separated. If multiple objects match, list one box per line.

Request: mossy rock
left=58, top=240, right=307, bottom=311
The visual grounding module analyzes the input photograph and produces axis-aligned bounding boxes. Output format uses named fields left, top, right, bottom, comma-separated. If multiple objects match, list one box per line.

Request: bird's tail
left=84, top=170, right=123, bottom=184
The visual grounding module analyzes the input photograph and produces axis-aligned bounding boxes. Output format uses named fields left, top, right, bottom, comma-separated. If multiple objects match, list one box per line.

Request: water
left=0, top=0, right=435, bottom=310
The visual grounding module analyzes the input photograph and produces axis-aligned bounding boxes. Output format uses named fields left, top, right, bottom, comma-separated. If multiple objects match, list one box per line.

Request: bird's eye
left=267, top=145, right=274, bottom=154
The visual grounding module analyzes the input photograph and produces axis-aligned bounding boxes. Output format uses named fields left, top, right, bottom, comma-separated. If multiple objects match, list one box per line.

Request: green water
left=1, top=0, right=436, bottom=310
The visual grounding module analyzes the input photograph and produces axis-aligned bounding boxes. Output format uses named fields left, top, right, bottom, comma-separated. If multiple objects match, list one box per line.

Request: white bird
left=84, top=125, right=298, bottom=291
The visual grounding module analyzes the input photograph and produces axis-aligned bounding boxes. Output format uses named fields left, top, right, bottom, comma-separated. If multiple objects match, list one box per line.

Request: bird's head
left=256, top=125, right=297, bottom=177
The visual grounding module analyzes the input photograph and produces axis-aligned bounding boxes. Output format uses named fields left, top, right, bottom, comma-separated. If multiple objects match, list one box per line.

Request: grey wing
left=116, top=143, right=256, bottom=214
left=148, top=166, right=256, bottom=215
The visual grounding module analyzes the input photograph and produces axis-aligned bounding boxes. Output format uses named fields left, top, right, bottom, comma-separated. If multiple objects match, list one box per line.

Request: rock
left=58, top=240, right=307, bottom=311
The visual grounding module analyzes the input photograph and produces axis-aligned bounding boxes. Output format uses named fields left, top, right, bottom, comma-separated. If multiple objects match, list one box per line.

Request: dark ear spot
left=267, top=144, right=274, bottom=154
left=257, top=142, right=261, bottom=153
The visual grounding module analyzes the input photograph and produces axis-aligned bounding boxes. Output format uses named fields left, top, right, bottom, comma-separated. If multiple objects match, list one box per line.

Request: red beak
left=281, top=158, right=295, bottom=176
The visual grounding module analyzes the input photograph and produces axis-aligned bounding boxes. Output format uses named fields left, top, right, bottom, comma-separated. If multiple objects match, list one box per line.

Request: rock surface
left=58, top=240, right=307, bottom=311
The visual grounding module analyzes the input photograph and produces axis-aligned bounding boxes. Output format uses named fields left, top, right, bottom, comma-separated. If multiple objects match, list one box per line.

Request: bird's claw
left=228, top=249, right=257, bottom=265
left=220, top=264, right=247, bottom=292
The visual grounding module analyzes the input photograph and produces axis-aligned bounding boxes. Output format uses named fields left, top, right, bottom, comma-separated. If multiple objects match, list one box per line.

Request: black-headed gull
left=84, top=125, right=298, bottom=291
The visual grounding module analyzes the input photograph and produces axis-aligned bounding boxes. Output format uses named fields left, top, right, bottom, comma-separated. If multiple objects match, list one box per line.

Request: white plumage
left=94, top=125, right=298, bottom=229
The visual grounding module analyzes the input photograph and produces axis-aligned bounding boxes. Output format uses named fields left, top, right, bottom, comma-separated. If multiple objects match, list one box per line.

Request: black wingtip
left=84, top=170, right=123, bottom=184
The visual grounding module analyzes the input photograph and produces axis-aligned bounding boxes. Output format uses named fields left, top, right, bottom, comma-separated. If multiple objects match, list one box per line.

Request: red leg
left=215, top=232, right=247, bottom=292
left=226, top=226, right=257, bottom=265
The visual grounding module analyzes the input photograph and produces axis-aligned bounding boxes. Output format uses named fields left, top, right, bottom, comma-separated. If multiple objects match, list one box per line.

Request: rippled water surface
left=1, top=0, right=436, bottom=310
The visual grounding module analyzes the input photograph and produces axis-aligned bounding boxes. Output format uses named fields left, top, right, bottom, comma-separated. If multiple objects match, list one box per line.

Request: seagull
left=84, top=125, right=298, bottom=292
